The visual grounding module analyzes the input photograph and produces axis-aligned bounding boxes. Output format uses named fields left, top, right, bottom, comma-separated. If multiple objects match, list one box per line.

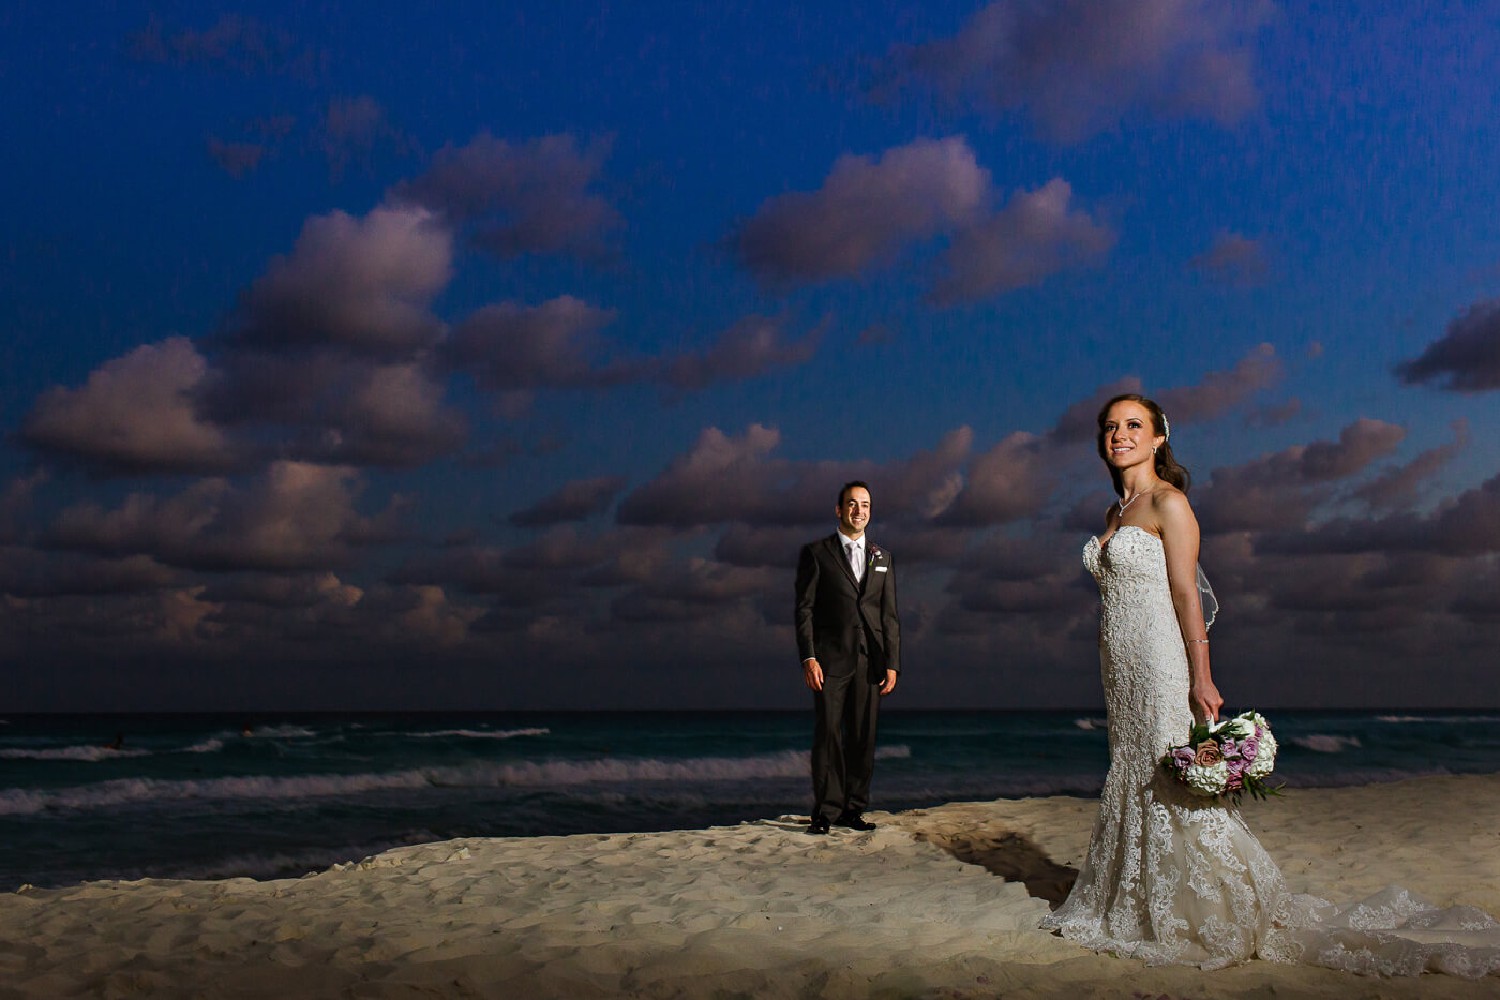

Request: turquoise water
left=3, top=710, right=1497, bottom=889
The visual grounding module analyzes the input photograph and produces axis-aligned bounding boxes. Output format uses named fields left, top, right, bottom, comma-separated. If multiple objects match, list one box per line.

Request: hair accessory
left=1162, top=413, right=1172, bottom=442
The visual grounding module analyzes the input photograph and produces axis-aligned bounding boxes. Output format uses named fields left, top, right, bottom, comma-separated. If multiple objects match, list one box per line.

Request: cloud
left=442, top=296, right=628, bottom=390
left=128, top=13, right=319, bottom=78
left=713, top=524, right=817, bottom=569
left=618, top=423, right=987, bottom=530
left=1350, top=420, right=1469, bottom=513
left=229, top=205, right=452, bottom=356
left=1395, top=298, right=1500, bottom=391
left=328, top=361, right=466, bottom=465
left=931, top=178, right=1114, bottom=303
left=1047, top=377, right=1144, bottom=444
left=510, top=476, right=627, bottom=526
left=1195, top=418, right=1406, bottom=532
left=734, top=137, right=988, bottom=283
left=617, top=424, right=787, bottom=527
left=389, top=132, right=619, bottom=258
left=21, top=337, right=235, bottom=475
left=609, top=559, right=779, bottom=624
left=205, top=351, right=464, bottom=467
left=875, top=0, right=1273, bottom=142
left=0, top=471, right=48, bottom=543
left=1262, top=471, right=1500, bottom=559
left=1189, top=230, right=1269, bottom=286
left=875, top=426, right=975, bottom=521
left=200, top=571, right=364, bottom=611
left=937, top=431, right=1052, bottom=525
left=316, top=96, right=417, bottom=180
left=206, top=116, right=296, bottom=177
left=1154, top=342, right=1282, bottom=423
left=393, top=585, right=483, bottom=645
left=0, top=548, right=178, bottom=598
left=47, top=462, right=396, bottom=572
left=206, top=138, right=267, bottom=178
left=1045, top=345, right=1282, bottom=452
left=393, top=527, right=675, bottom=620
left=658, top=316, right=822, bottom=389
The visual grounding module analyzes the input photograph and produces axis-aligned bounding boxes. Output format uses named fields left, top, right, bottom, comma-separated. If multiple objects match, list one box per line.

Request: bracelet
left=1186, top=638, right=1209, bottom=645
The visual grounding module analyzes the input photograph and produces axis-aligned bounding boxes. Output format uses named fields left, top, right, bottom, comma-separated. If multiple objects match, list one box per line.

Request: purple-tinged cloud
left=207, top=137, right=267, bottom=178
left=1395, top=298, right=1500, bottom=391
left=0, top=471, right=48, bottom=544
left=510, top=476, right=628, bottom=526
left=1196, top=418, right=1406, bottom=532
left=1048, top=377, right=1144, bottom=444
left=317, top=95, right=416, bottom=179
left=617, top=424, right=786, bottom=527
left=734, top=137, right=988, bottom=283
left=128, top=13, right=319, bottom=78
left=617, top=423, right=986, bottom=530
left=714, top=524, right=816, bottom=569
left=659, top=316, right=822, bottom=390
left=1047, top=345, right=1281, bottom=450
left=47, top=461, right=396, bottom=573
left=21, top=337, right=235, bottom=475
left=231, top=205, right=451, bottom=356
left=931, top=179, right=1114, bottom=303
left=876, top=426, right=974, bottom=520
left=1190, top=230, right=1269, bottom=286
left=0, top=548, right=177, bottom=599
left=1351, top=420, right=1469, bottom=513
left=329, top=361, right=466, bottom=466
left=393, top=527, right=674, bottom=609
left=937, top=431, right=1051, bottom=525
left=1249, top=397, right=1302, bottom=428
left=386, top=585, right=483, bottom=645
left=443, top=296, right=627, bottom=390
left=876, top=0, right=1272, bottom=143
left=389, top=132, right=619, bottom=259
left=1155, top=342, right=1282, bottom=423
left=1271, top=470, right=1500, bottom=559
left=206, top=352, right=464, bottom=467
left=200, top=571, right=363, bottom=611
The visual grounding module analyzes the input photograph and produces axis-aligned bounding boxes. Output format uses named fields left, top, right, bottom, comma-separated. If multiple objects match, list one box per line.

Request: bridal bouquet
left=1163, top=711, right=1282, bottom=804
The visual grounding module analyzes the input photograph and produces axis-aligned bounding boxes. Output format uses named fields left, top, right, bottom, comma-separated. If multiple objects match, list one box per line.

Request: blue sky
left=4, top=1, right=1499, bottom=710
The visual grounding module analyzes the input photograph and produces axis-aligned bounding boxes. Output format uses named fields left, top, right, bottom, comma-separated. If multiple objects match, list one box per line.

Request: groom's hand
left=879, top=669, right=897, bottom=696
left=803, top=658, right=824, bottom=692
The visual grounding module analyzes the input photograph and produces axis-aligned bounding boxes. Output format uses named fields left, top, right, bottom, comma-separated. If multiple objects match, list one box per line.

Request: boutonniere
left=868, top=545, right=882, bottom=565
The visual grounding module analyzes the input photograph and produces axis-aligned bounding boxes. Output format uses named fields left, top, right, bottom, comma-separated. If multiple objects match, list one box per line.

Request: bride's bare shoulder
left=1149, top=485, right=1198, bottom=530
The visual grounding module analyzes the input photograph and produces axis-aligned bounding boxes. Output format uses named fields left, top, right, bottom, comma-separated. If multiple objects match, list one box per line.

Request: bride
left=1041, top=392, right=1500, bottom=976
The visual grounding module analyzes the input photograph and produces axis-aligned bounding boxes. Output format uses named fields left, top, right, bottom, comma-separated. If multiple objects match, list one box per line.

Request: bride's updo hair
left=1096, top=393, right=1191, bottom=497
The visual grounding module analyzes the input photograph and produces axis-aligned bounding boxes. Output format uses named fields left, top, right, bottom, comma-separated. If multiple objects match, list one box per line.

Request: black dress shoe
left=834, top=811, right=876, bottom=831
left=806, top=815, right=831, bottom=835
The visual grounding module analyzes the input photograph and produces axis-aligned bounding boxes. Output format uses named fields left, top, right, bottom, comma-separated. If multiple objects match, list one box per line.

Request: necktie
left=847, top=541, right=863, bottom=582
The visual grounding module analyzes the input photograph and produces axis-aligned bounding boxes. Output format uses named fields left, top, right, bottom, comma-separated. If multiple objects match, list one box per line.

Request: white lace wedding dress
left=1040, top=526, right=1500, bottom=976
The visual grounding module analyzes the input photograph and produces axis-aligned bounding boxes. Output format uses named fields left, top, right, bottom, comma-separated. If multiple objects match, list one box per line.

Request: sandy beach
left=3, top=774, right=1498, bottom=999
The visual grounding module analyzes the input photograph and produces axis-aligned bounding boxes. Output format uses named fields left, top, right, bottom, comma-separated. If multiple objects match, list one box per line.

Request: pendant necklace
left=1117, top=484, right=1154, bottom=517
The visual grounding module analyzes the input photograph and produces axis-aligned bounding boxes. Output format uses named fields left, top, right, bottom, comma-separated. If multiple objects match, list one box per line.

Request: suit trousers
left=810, top=659, right=880, bottom=821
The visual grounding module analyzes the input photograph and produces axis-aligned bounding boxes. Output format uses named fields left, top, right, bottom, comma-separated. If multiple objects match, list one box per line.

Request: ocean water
left=3, top=710, right=1498, bottom=890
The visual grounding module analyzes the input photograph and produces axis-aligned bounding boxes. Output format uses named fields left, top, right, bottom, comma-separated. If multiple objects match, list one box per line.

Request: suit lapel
left=826, top=534, right=858, bottom=588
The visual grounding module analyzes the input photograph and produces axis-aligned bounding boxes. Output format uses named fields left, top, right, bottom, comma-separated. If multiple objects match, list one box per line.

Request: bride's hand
left=1190, top=680, right=1223, bottom=724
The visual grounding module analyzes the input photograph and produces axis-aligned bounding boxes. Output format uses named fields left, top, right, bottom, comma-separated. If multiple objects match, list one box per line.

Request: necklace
left=1117, top=484, right=1155, bottom=516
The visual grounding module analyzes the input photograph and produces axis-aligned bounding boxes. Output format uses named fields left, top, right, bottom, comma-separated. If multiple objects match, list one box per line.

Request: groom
left=794, top=480, right=900, bottom=835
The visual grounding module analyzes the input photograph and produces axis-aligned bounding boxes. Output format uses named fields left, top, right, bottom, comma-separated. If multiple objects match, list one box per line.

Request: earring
left=1152, top=446, right=1158, bottom=455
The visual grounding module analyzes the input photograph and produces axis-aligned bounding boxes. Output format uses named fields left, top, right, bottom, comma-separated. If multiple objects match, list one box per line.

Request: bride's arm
left=1156, top=491, right=1223, bottom=723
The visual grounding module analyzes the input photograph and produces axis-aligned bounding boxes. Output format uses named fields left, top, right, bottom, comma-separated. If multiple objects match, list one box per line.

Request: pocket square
left=875, top=565, right=888, bottom=572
